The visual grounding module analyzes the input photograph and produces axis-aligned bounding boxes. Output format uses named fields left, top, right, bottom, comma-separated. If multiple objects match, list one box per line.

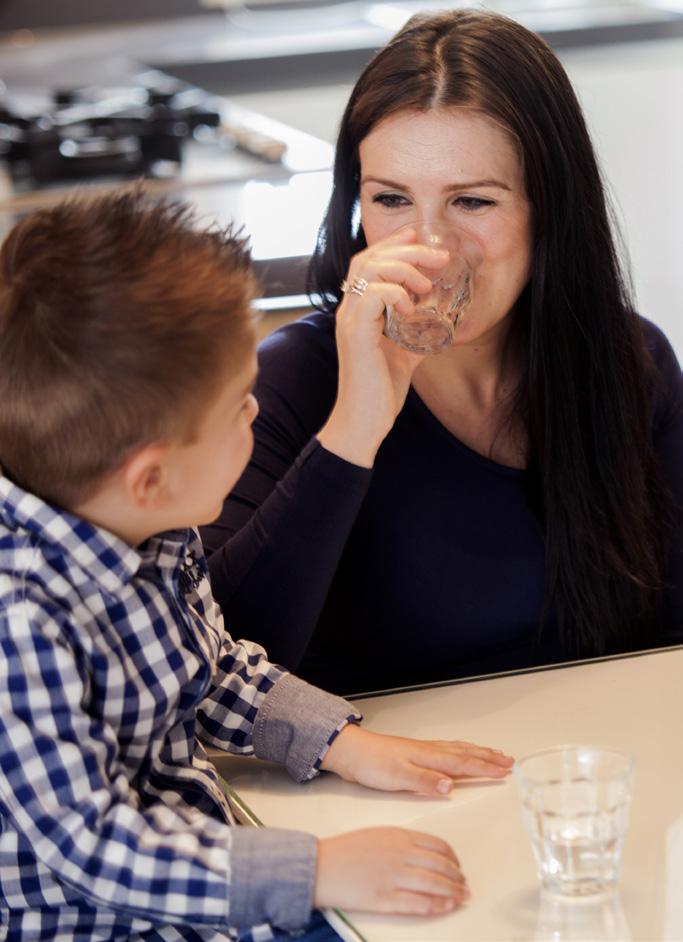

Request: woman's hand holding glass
left=316, top=226, right=449, bottom=468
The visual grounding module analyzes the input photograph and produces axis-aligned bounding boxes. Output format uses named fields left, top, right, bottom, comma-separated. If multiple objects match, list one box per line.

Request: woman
left=202, top=10, right=682, bottom=695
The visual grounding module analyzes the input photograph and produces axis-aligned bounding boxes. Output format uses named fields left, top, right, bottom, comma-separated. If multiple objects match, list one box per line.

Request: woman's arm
left=201, top=315, right=373, bottom=669
left=202, top=232, right=441, bottom=669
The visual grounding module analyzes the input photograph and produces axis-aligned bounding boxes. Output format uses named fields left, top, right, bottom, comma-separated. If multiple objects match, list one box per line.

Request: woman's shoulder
left=638, top=316, right=683, bottom=431
left=258, top=309, right=337, bottom=362
left=255, top=309, right=338, bottom=407
left=640, top=316, right=679, bottom=362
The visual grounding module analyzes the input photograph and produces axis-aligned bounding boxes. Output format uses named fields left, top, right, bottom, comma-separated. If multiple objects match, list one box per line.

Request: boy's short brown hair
left=0, top=188, right=258, bottom=509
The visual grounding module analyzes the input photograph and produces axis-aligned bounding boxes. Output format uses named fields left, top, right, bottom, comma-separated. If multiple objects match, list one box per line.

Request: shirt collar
left=0, top=472, right=145, bottom=593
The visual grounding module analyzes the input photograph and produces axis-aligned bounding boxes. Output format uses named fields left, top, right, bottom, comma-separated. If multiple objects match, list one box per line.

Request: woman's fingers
left=382, top=224, right=421, bottom=246
left=378, top=226, right=451, bottom=269
left=371, top=257, right=435, bottom=295
left=339, top=280, right=415, bottom=320
left=344, top=241, right=449, bottom=295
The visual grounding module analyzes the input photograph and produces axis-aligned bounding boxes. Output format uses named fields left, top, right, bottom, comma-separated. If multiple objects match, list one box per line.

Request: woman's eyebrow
left=445, top=179, right=511, bottom=192
left=360, top=176, right=411, bottom=190
left=361, top=175, right=511, bottom=191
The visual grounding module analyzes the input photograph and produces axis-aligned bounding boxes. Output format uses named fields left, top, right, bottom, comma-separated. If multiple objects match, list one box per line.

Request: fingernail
left=437, top=779, right=453, bottom=794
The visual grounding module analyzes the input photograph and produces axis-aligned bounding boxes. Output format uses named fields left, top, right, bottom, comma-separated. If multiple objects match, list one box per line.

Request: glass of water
left=514, top=745, right=635, bottom=897
left=384, top=221, right=482, bottom=355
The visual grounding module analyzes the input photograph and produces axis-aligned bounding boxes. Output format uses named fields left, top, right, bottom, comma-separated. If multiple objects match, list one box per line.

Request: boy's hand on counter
left=320, top=725, right=514, bottom=796
left=314, top=826, right=469, bottom=915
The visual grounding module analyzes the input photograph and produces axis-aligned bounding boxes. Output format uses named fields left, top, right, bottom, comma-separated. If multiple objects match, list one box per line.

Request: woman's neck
left=414, top=317, right=520, bottom=406
left=411, top=319, right=527, bottom=468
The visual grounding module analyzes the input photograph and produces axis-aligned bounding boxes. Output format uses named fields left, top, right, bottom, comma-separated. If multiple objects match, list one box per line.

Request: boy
left=0, top=191, right=512, bottom=941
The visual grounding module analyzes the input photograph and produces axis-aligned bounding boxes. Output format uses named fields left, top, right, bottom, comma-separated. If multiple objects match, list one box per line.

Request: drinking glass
left=384, top=221, right=481, bottom=355
left=514, top=745, right=635, bottom=898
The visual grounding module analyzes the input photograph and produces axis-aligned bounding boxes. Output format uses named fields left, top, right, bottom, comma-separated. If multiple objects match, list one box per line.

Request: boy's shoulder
left=0, top=475, right=135, bottom=642
left=0, top=516, right=82, bottom=642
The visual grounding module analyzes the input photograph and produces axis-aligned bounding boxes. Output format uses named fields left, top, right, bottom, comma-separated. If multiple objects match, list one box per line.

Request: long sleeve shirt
left=0, top=474, right=359, bottom=941
left=202, top=313, right=683, bottom=695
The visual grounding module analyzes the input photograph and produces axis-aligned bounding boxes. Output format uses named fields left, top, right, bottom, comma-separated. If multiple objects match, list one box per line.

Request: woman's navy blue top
left=201, top=312, right=683, bottom=696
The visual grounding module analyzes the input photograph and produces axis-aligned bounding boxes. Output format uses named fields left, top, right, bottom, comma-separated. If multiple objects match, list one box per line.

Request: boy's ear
left=121, top=444, right=172, bottom=509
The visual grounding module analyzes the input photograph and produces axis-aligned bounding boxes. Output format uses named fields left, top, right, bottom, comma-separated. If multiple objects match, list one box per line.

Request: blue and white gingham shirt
left=0, top=474, right=359, bottom=941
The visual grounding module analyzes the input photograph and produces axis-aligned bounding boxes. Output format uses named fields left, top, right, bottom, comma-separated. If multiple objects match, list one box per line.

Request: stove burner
left=0, top=77, right=223, bottom=185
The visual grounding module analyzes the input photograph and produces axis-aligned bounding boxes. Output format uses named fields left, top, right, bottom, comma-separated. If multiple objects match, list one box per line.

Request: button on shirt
left=0, top=475, right=359, bottom=941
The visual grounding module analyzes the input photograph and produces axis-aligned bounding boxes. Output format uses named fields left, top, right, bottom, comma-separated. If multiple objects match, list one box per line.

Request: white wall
left=563, top=36, right=683, bottom=361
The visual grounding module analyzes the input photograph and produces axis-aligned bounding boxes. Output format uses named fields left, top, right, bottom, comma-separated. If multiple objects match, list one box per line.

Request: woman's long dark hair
left=308, top=9, right=670, bottom=655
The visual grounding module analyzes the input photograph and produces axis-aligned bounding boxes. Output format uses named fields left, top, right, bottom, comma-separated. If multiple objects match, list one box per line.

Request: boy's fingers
left=398, top=755, right=512, bottom=793
left=398, top=758, right=512, bottom=794
left=406, top=847, right=465, bottom=881
left=397, top=766, right=457, bottom=795
left=437, top=752, right=514, bottom=779
left=437, top=740, right=515, bottom=761
left=419, top=743, right=515, bottom=773
left=388, top=886, right=469, bottom=915
left=429, top=760, right=509, bottom=788
left=411, top=832, right=461, bottom=867
left=399, top=869, right=467, bottom=898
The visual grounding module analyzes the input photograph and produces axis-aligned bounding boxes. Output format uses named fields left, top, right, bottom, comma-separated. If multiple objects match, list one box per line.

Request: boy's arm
left=198, top=632, right=362, bottom=783
left=195, top=553, right=511, bottom=792
left=0, top=605, right=318, bottom=932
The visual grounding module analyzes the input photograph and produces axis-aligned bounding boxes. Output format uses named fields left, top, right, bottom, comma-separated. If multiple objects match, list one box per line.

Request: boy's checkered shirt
left=0, top=474, right=358, bottom=941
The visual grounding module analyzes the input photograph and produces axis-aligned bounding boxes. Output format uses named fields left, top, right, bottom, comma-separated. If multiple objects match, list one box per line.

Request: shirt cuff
left=252, top=672, right=362, bottom=783
left=229, top=826, right=317, bottom=931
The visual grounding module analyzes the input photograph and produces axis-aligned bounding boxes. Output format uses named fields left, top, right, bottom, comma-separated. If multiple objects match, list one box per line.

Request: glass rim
left=513, top=743, right=636, bottom=784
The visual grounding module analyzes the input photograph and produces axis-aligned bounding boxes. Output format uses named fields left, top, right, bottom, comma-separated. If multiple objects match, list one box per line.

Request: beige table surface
left=212, top=647, right=683, bottom=941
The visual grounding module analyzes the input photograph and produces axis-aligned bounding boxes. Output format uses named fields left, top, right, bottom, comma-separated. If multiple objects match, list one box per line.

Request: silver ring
left=340, top=277, right=368, bottom=297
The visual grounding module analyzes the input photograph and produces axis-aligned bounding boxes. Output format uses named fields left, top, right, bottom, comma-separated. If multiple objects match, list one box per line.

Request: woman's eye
left=372, top=193, right=409, bottom=208
left=455, top=196, right=494, bottom=211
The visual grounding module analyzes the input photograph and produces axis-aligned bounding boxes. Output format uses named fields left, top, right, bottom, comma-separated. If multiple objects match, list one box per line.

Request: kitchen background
left=0, top=0, right=681, bottom=354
